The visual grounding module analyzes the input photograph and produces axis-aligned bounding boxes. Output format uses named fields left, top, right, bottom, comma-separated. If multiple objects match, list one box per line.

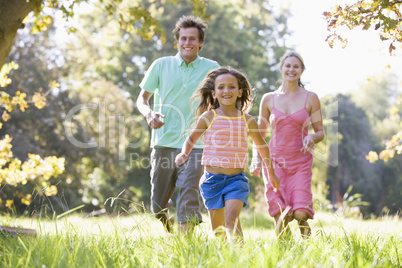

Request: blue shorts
left=199, top=172, right=250, bottom=210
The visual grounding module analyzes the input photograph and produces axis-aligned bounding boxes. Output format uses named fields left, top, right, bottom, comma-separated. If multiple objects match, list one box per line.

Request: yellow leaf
left=6, top=199, right=14, bottom=209
left=32, top=92, right=47, bottom=109
left=49, top=80, right=60, bottom=88
left=45, top=185, right=58, bottom=196
left=22, top=16, right=30, bottom=24
left=366, top=151, right=379, bottom=163
left=390, top=107, right=399, bottom=118
left=21, top=194, right=32, bottom=206
left=2, top=111, right=10, bottom=121
left=161, top=35, right=166, bottom=44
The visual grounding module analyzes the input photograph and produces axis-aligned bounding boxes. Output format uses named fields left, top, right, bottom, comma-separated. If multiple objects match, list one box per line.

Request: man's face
left=177, top=27, right=203, bottom=64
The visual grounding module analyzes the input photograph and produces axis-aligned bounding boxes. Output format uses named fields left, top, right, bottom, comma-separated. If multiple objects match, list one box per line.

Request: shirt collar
left=175, top=53, right=200, bottom=68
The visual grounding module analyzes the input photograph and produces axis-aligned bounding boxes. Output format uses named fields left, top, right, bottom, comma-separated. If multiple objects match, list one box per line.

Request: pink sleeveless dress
left=262, top=92, right=315, bottom=219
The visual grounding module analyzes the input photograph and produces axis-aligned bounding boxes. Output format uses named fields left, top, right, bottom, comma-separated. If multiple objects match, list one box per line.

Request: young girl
left=175, top=66, right=280, bottom=243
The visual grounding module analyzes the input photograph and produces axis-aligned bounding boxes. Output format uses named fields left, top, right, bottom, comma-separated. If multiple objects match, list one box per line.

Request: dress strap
left=304, top=92, right=310, bottom=108
left=272, top=94, right=275, bottom=108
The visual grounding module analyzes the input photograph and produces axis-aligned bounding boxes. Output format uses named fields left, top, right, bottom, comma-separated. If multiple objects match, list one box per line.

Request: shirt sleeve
left=139, top=59, right=160, bottom=93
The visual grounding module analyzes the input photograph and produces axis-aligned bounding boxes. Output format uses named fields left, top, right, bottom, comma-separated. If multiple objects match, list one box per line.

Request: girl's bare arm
left=247, top=115, right=280, bottom=190
left=175, top=111, right=213, bottom=165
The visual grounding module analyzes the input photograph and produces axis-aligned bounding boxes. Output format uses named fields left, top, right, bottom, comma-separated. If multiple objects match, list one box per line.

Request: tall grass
left=1, top=211, right=401, bottom=267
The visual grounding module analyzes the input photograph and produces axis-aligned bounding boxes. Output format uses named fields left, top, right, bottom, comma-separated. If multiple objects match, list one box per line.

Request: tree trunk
left=0, top=0, right=40, bottom=68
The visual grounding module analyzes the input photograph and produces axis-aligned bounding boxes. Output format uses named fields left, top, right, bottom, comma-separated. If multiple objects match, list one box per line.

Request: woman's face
left=280, top=56, right=304, bottom=83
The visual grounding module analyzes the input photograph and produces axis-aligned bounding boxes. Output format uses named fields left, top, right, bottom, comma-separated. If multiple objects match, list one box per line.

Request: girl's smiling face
left=212, top=73, right=242, bottom=108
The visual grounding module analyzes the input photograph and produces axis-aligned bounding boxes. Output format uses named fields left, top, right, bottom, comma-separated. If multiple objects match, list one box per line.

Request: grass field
left=1, top=211, right=401, bottom=267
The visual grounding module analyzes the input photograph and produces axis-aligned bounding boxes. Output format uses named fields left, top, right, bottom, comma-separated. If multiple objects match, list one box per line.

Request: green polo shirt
left=140, top=53, right=219, bottom=149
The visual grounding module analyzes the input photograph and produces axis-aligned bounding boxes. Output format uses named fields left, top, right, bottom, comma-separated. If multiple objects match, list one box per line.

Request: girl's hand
left=267, top=170, right=280, bottom=192
left=250, top=160, right=262, bottom=177
left=175, top=153, right=188, bottom=166
left=301, top=134, right=315, bottom=154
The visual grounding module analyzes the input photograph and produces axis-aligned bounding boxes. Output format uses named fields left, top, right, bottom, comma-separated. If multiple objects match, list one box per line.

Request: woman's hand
left=267, top=169, right=280, bottom=192
left=301, top=134, right=315, bottom=154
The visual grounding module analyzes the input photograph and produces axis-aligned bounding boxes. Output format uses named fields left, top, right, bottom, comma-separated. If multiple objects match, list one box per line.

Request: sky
left=273, top=0, right=402, bottom=98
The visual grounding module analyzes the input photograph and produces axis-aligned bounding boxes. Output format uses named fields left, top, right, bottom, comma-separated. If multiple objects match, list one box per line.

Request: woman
left=250, top=51, right=324, bottom=239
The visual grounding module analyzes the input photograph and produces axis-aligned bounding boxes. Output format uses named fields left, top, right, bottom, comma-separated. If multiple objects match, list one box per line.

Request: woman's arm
left=302, top=92, right=325, bottom=153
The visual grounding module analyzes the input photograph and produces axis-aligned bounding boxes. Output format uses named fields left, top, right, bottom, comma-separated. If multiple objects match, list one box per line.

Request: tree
left=63, top=0, right=291, bottom=210
left=2, top=21, right=145, bottom=214
left=323, top=94, right=402, bottom=215
left=359, top=73, right=402, bottom=164
left=0, top=0, right=208, bottom=68
left=352, top=72, right=400, bottom=124
left=323, top=1, right=402, bottom=162
left=2, top=0, right=291, bottom=214
left=0, top=0, right=206, bottom=214
left=0, top=67, right=65, bottom=213
left=323, top=0, right=402, bottom=55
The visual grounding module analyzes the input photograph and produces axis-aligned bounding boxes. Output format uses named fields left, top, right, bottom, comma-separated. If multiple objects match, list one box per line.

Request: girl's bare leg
left=208, top=208, right=226, bottom=240
left=224, top=199, right=244, bottom=244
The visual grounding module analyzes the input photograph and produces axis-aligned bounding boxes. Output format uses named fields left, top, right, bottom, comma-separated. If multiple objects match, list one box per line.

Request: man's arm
left=136, top=89, right=165, bottom=129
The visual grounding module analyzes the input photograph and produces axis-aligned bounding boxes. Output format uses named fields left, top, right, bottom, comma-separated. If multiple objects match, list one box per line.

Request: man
left=136, top=15, right=219, bottom=233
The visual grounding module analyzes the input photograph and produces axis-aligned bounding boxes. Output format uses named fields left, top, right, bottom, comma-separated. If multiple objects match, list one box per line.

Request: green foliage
left=323, top=94, right=402, bottom=215
left=69, top=0, right=289, bottom=101
left=352, top=72, right=402, bottom=164
left=322, top=2, right=402, bottom=197
left=0, top=62, right=19, bottom=87
left=348, top=74, right=402, bottom=214
left=0, top=61, right=65, bottom=212
left=58, top=0, right=291, bottom=212
left=352, top=71, right=400, bottom=124
left=323, top=0, right=402, bottom=54
left=329, top=186, right=370, bottom=218
left=3, top=15, right=152, bottom=215
left=29, top=0, right=208, bottom=44
left=4, top=0, right=401, bottom=218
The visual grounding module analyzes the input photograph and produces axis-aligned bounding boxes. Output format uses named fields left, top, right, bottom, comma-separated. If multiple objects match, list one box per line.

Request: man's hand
left=146, top=111, right=165, bottom=129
